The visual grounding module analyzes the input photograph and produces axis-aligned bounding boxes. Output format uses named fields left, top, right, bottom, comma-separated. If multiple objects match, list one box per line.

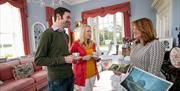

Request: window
left=88, top=12, right=124, bottom=53
left=0, top=3, right=24, bottom=58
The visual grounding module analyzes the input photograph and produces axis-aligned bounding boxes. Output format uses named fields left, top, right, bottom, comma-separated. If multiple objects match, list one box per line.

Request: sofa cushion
left=20, top=57, right=42, bottom=71
left=35, top=79, right=48, bottom=90
left=13, top=63, right=34, bottom=80
left=30, top=70, right=47, bottom=82
left=0, top=78, right=34, bottom=91
left=0, top=60, right=19, bottom=81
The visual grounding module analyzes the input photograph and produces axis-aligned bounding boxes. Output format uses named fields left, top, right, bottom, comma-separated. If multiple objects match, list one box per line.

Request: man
left=35, top=7, right=74, bottom=91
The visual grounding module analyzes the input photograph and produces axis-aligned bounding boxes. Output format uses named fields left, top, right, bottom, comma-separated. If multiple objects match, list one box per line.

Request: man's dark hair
left=54, top=7, right=70, bottom=21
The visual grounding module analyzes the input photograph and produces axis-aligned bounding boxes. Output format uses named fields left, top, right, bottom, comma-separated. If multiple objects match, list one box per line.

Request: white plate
left=92, top=55, right=99, bottom=58
left=170, top=47, right=180, bottom=68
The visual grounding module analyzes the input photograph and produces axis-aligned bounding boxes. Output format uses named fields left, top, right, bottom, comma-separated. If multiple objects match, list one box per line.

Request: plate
left=92, top=55, right=99, bottom=58
left=170, top=47, right=180, bottom=68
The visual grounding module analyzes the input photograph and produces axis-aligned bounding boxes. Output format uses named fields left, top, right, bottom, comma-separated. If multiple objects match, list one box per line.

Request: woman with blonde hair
left=130, top=18, right=165, bottom=77
left=71, top=24, right=99, bottom=91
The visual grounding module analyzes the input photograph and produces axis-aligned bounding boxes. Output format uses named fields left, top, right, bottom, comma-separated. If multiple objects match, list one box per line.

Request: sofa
left=0, top=57, right=48, bottom=91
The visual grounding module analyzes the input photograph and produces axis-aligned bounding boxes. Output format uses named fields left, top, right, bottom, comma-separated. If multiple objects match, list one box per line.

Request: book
left=108, top=64, right=130, bottom=73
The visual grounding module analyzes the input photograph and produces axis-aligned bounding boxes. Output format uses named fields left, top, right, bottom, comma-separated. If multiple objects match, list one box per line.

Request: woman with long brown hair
left=130, top=18, right=165, bottom=77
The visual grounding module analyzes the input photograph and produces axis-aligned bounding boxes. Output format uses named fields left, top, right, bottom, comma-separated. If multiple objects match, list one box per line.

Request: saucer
left=92, top=55, right=99, bottom=58
left=73, top=57, right=81, bottom=60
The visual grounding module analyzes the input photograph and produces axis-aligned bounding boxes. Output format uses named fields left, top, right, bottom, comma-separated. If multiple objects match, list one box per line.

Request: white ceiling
left=63, top=0, right=90, bottom=5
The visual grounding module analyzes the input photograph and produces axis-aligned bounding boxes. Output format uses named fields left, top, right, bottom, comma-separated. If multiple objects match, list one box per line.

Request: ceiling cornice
left=63, top=0, right=90, bottom=5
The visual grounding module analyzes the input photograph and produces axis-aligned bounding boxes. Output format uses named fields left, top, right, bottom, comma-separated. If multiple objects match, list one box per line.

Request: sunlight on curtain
left=0, top=2, right=24, bottom=58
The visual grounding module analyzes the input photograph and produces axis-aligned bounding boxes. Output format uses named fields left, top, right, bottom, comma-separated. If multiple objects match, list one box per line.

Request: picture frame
left=121, top=66, right=173, bottom=91
left=31, top=22, right=46, bottom=52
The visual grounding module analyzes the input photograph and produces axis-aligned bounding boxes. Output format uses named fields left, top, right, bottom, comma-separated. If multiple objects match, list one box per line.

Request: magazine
left=108, top=64, right=130, bottom=73
left=121, top=66, right=173, bottom=91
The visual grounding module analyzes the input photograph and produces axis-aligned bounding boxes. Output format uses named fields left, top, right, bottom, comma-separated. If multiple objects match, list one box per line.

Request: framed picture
left=159, top=38, right=173, bottom=51
left=121, top=66, right=173, bottom=91
left=31, top=22, right=46, bottom=52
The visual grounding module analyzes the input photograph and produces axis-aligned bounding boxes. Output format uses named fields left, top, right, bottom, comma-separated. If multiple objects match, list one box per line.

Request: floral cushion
left=13, top=63, right=34, bottom=80
left=20, top=56, right=42, bottom=71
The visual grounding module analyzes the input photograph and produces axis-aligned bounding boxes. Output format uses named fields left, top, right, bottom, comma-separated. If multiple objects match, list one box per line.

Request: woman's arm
left=149, top=40, right=165, bottom=76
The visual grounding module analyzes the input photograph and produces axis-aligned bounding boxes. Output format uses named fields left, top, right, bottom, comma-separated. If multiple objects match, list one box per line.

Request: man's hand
left=82, top=55, right=91, bottom=61
left=64, top=55, right=73, bottom=63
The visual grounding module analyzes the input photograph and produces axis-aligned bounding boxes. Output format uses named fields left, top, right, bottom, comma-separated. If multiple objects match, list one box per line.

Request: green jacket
left=35, top=28, right=73, bottom=81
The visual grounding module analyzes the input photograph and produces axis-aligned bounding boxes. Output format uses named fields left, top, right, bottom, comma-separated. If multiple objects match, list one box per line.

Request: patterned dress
left=130, top=40, right=165, bottom=76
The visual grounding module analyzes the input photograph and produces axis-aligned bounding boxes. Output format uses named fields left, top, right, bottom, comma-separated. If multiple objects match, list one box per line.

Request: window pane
left=0, top=3, right=24, bottom=58
left=116, top=12, right=124, bottom=46
left=116, top=12, right=123, bottom=24
left=88, top=12, right=124, bottom=53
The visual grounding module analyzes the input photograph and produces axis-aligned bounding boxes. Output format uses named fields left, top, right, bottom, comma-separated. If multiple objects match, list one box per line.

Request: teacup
left=72, top=52, right=80, bottom=59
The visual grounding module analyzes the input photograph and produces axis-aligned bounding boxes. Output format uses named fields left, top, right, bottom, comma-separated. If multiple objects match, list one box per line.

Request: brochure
left=121, top=66, right=173, bottom=91
left=108, top=64, right=130, bottom=73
